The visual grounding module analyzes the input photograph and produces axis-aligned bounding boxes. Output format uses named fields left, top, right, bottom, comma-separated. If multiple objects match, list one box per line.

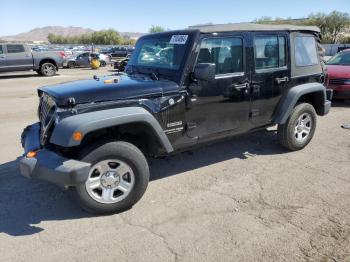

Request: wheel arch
left=272, top=82, right=327, bottom=124
left=39, top=58, right=58, bottom=70
left=50, top=107, right=173, bottom=155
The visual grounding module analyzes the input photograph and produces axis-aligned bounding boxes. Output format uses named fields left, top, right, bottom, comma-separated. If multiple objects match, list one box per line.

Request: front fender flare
left=50, top=107, right=174, bottom=153
left=272, top=82, right=327, bottom=124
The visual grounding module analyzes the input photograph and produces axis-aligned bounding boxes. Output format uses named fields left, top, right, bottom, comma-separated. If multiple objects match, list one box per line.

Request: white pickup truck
left=0, top=43, right=65, bottom=76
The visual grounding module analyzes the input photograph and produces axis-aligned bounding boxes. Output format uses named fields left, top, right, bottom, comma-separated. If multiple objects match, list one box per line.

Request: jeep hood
left=39, top=74, right=179, bottom=106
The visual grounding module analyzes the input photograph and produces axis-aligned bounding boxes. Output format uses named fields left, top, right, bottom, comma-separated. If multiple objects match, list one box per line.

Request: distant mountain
left=0, top=26, right=94, bottom=42
left=0, top=26, right=145, bottom=43
left=120, top=32, right=145, bottom=40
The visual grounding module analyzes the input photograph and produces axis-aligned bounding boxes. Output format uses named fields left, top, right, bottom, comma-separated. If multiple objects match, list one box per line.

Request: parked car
left=325, top=49, right=350, bottom=99
left=20, top=23, right=332, bottom=214
left=105, top=46, right=134, bottom=59
left=113, top=57, right=129, bottom=71
left=0, top=43, right=64, bottom=76
left=64, top=52, right=111, bottom=68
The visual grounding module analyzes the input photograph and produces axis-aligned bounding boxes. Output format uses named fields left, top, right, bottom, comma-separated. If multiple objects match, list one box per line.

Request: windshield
left=327, top=51, right=350, bottom=66
left=128, top=34, right=190, bottom=70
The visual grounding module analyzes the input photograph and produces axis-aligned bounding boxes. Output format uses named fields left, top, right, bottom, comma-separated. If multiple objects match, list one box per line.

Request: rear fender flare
left=272, top=82, right=326, bottom=124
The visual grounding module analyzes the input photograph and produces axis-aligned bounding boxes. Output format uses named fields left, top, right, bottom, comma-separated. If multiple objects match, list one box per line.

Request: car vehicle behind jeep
left=325, top=49, right=350, bottom=99
left=0, top=43, right=64, bottom=76
left=65, top=52, right=111, bottom=68
left=20, top=23, right=332, bottom=214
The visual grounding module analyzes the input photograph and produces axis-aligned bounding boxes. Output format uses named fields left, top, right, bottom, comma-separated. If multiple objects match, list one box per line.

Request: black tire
left=278, top=103, right=317, bottom=151
left=100, top=60, right=107, bottom=67
left=67, top=61, right=75, bottom=69
left=74, top=141, right=149, bottom=214
left=40, top=62, right=57, bottom=76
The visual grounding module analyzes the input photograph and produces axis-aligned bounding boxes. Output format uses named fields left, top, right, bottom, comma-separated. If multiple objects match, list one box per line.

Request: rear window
left=6, top=44, right=25, bottom=53
left=295, top=37, right=318, bottom=66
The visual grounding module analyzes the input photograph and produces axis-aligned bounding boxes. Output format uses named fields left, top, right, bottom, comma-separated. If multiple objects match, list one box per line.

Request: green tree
left=311, top=11, right=350, bottom=43
left=254, top=10, right=350, bottom=44
left=149, top=25, right=165, bottom=33
left=46, top=29, right=130, bottom=45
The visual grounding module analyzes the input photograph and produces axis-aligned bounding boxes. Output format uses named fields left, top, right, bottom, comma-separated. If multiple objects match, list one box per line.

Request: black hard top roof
left=189, top=23, right=320, bottom=33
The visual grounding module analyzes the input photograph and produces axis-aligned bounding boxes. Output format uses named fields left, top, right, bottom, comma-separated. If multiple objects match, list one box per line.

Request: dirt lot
left=0, top=68, right=349, bottom=262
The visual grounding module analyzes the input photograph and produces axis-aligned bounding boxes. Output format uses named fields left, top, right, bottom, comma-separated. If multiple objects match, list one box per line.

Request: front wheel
left=74, top=141, right=149, bottom=214
left=278, top=103, right=317, bottom=151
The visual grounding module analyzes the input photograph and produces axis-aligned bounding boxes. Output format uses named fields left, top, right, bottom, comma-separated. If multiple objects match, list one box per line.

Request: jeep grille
left=39, top=93, right=56, bottom=145
left=329, top=78, right=350, bottom=85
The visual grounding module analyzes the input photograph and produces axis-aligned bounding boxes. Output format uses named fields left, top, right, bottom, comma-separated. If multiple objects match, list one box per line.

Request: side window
left=254, top=35, right=286, bottom=70
left=278, top=36, right=286, bottom=67
left=198, top=37, right=243, bottom=75
left=295, top=36, right=318, bottom=66
left=0, top=45, right=3, bottom=54
left=6, top=44, right=25, bottom=53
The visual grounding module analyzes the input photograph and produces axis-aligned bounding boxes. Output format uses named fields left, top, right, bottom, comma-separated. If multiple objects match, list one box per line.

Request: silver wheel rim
left=85, top=159, right=135, bottom=204
left=294, top=112, right=312, bottom=143
left=43, top=64, right=54, bottom=75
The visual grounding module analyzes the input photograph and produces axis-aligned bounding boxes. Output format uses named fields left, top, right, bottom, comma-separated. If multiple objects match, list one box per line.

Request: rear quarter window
left=295, top=37, right=318, bottom=67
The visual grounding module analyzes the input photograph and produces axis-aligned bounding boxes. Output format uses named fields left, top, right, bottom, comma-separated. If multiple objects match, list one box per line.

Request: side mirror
left=194, top=63, right=215, bottom=81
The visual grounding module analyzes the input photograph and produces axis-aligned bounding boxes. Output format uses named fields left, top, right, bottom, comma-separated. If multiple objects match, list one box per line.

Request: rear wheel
left=40, top=62, right=57, bottom=76
left=74, top=141, right=149, bottom=214
left=278, top=103, right=317, bottom=151
left=67, top=61, right=75, bottom=69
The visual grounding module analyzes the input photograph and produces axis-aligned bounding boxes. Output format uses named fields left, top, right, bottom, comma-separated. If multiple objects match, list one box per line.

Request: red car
left=326, top=49, right=350, bottom=99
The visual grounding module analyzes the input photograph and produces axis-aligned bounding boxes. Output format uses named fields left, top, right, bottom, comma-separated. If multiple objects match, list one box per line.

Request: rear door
left=5, top=44, right=33, bottom=70
left=186, top=33, right=251, bottom=140
left=249, top=32, right=290, bottom=126
left=0, top=45, right=7, bottom=71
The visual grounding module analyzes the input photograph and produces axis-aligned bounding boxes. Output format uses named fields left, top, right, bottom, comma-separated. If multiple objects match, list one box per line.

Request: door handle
left=25, top=54, right=31, bottom=57
left=275, top=76, right=289, bottom=84
left=233, top=83, right=249, bottom=90
left=0, top=55, right=5, bottom=59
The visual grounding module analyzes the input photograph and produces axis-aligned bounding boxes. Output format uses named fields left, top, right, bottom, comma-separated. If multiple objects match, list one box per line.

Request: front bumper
left=328, top=85, right=350, bottom=99
left=19, top=123, right=90, bottom=188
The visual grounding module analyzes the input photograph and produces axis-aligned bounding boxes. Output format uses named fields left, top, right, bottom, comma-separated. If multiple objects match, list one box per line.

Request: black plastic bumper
left=19, top=123, right=90, bottom=188
left=320, top=89, right=333, bottom=116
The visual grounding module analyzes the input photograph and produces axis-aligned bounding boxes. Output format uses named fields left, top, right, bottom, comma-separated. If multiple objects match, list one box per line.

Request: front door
left=5, top=44, right=33, bottom=70
left=186, top=33, right=251, bottom=140
left=250, top=32, right=290, bottom=126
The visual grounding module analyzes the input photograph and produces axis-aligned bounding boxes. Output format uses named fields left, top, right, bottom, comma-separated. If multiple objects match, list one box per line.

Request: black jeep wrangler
left=20, top=23, right=332, bottom=214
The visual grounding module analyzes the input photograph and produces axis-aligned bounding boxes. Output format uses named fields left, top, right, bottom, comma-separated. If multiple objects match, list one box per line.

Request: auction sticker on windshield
left=170, top=35, right=188, bottom=44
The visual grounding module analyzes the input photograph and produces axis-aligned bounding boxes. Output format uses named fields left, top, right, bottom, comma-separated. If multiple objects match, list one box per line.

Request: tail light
left=59, top=51, right=66, bottom=58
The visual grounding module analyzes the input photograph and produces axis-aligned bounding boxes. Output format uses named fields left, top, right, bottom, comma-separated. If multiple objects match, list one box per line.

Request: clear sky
left=1, top=0, right=349, bottom=36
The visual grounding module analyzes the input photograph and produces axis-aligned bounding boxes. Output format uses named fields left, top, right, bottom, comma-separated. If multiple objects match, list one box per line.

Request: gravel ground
left=0, top=68, right=349, bottom=262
